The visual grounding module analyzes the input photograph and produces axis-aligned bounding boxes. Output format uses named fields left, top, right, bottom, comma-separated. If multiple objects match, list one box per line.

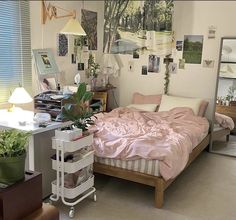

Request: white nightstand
left=0, top=109, right=69, bottom=198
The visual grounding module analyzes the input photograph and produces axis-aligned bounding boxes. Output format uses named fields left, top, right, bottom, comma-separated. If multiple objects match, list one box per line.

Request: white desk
left=0, top=109, right=69, bottom=197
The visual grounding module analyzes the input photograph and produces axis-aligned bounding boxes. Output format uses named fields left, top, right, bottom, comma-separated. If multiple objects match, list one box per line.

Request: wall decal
left=179, top=59, right=185, bottom=69
left=81, top=9, right=97, bottom=50
left=148, top=55, right=160, bottom=73
left=103, top=0, right=174, bottom=55
left=142, top=65, right=148, bottom=75
left=57, top=34, right=68, bottom=56
left=208, top=26, right=216, bottom=39
left=176, top=40, right=183, bottom=51
left=183, top=35, right=203, bottom=64
left=203, top=59, right=214, bottom=68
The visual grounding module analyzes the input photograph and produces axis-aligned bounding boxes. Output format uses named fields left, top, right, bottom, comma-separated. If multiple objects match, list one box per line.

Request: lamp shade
left=8, top=87, right=33, bottom=104
left=60, top=18, right=86, bottom=36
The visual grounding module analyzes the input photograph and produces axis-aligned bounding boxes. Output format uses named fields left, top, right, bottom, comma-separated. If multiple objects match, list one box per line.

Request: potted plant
left=86, top=53, right=100, bottom=89
left=56, top=82, right=94, bottom=140
left=0, top=129, right=30, bottom=185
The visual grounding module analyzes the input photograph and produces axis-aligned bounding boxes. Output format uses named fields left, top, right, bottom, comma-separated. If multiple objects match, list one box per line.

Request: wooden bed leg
left=226, top=134, right=230, bottom=142
left=155, top=179, right=164, bottom=208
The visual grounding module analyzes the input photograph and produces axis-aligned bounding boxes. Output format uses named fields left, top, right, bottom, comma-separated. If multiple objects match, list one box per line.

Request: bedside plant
left=0, top=129, right=30, bottom=185
left=57, top=82, right=94, bottom=132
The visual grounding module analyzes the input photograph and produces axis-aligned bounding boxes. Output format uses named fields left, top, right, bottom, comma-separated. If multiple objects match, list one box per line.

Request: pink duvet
left=215, top=112, right=234, bottom=130
left=91, top=107, right=209, bottom=180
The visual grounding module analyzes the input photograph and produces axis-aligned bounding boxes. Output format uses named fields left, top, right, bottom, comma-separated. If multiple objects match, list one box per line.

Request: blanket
left=91, top=107, right=209, bottom=180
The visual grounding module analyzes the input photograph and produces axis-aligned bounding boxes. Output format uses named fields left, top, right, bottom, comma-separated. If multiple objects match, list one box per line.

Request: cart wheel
left=69, top=207, right=75, bottom=218
left=93, top=193, right=97, bottom=202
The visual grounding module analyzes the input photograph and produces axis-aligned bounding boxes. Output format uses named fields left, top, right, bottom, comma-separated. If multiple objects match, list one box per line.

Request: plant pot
left=0, top=153, right=26, bottom=185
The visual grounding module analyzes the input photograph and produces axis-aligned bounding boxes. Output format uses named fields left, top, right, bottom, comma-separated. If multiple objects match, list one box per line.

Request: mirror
left=211, top=37, right=236, bottom=156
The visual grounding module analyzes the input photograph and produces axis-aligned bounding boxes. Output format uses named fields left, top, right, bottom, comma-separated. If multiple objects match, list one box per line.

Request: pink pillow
left=132, top=92, right=162, bottom=105
left=198, top=100, right=209, bottom=117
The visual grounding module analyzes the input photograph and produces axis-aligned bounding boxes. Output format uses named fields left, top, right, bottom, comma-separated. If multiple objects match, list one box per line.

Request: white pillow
left=158, top=95, right=202, bottom=115
left=126, top=104, right=158, bottom=112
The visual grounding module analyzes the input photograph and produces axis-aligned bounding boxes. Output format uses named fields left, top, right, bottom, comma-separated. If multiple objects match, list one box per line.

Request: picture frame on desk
left=32, top=49, right=59, bottom=75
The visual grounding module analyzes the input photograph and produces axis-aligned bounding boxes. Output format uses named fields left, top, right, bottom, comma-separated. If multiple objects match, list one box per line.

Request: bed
left=91, top=94, right=210, bottom=208
left=212, top=112, right=235, bottom=141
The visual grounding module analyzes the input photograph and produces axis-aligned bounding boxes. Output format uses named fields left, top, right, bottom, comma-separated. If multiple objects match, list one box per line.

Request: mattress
left=95, top=157, right=160, bottom=176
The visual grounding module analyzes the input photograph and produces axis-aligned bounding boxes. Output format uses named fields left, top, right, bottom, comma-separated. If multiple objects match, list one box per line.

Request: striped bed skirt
left=94, top=156, right=160, bottom=176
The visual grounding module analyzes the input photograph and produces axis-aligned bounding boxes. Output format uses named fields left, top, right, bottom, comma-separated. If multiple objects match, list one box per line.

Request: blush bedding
left=91, top=107, right=209, bottom=180
left=215, top=112, right=234, bottom=130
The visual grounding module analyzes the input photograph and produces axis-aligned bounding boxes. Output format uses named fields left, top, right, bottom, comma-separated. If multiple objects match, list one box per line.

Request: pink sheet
left=215, top=112, right=234, bottom=130
left=91, top=107, right=209, bottom=180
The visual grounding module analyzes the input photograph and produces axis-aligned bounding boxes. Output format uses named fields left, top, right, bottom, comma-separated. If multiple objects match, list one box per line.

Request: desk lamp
left=8, top=87, right=33, bottom=112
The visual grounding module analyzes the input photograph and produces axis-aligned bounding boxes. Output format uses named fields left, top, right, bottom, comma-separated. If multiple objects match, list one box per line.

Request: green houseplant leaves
left=57, top=82, right=94, bottom=131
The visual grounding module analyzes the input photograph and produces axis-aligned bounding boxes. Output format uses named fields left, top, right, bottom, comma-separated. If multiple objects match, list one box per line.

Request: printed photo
left=81, top=10, right=97, bottom=50
left=103, top=0, right=174, bottom=55
left=41, top=55, right=51, bottom=68
left=176, top=40, right=183, bottom=51
left=169, top=63, right=177, bottom=74
left=148, top=55, right=160, bottom=73
left=57, top=33, right=68, bottom=56
left=133, top=50, right=139, bottom=59
left=179, top=59, right=185, bottom=69
left=78, top=63, right=85, bottom=71
left=183, top=35, right=203, bottom=64
left=142, top=65, right=147, bottom=75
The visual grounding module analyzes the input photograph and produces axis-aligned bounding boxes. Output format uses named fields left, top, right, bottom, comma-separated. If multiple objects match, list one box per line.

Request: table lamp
left=102, top=54, right=119, bottom=88
left=8, top=87, right=33, bottom=112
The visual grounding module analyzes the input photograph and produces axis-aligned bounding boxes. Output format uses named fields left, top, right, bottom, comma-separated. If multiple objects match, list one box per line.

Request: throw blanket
left=91, top=107, right=209, bottom=180
left=215, top=112, right=234, bottom=130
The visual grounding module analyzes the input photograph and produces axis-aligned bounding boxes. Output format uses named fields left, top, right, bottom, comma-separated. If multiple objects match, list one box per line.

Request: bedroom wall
left=114, top=1, right=236, bottom=120
left=30, top=1, right=104, bottom=95
left=29, top=1, right=236, bottom=120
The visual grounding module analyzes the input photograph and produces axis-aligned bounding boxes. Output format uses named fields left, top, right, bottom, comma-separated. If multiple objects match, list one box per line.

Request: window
left=0, top=1, right=32, bottom=103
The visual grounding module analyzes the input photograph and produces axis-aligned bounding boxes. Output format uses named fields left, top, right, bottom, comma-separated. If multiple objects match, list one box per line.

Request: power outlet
left=128, top=61, right=134, bottom=72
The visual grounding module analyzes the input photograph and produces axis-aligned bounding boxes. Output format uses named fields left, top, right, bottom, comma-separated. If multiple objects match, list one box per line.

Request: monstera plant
left=57, top=82, right=94, bottom=131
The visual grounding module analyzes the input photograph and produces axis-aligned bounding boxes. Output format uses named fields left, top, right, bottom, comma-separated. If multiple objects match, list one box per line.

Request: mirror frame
left=209, top=37, right=236, bottom=152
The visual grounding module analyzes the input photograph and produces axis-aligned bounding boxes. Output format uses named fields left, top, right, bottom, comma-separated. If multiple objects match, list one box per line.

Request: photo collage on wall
left=57, top=9, right=98, bottom=71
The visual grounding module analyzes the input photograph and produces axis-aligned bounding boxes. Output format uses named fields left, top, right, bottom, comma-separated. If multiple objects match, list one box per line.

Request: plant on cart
left=57, top=82, right=94, bottom=132
left=0, top=129, right=30, bottom=185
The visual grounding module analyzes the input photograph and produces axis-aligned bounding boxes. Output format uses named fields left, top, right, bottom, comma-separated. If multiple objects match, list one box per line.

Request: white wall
left=30, top=1, right=104, bottom=95
left=30, top=1, right=236, bottom=119
left=113, top=1, right=236, bottom=119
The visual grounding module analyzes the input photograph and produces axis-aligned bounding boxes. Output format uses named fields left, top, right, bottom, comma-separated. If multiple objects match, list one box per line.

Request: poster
left=183, top=35, right=203, bottom=64
left=57, top=34, right=68, bottom=56
left=81, top=9, right=97, bottom=50
left=148, top=55, right=160, bottom=73
left=103, top=0, right=174, bottom=55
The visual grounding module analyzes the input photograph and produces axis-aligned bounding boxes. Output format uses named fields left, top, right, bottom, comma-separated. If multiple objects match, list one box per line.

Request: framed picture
left=32, top=49, right=59, bottom=76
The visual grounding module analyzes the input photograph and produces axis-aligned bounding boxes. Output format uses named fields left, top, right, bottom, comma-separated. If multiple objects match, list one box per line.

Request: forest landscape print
left=103, top=0, right=173, bottom=56
left=183, top=35, right=203, bottom=64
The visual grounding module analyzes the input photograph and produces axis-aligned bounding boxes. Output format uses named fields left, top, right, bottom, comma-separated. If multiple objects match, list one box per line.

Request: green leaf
left=75, top=83, right=86, bottom=103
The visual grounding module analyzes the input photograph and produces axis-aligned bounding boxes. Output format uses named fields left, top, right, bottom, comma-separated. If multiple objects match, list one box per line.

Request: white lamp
left=41, top=0, right=87, bottom=36
left=102, top=54, right=119, bottom=88
left=8, top=87, right=33, bottom=112
left=60, top=18, right=86, bottom=36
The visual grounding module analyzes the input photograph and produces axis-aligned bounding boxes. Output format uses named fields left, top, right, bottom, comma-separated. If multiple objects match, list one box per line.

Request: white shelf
left=52, top=175, right=94, bottom=199
left=52, top=151, right=94, bottom=173
left=52, top=134, right=93, bottom=153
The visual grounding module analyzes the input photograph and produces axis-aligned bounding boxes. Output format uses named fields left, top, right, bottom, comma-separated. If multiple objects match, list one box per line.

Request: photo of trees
left=103, top=0, right=173, bottom=55
left=81, top=9, right=97, bottom=50
left=183, top=35, right=204, bottom=64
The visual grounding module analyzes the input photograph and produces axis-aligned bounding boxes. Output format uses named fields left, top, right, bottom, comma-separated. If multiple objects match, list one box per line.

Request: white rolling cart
left=50, top=132, right=96, bottom=218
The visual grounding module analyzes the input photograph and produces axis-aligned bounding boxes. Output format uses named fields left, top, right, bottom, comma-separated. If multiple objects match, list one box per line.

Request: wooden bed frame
left=94, top=134, right=210, bottom=208
left=212, top=127, right=230, bottom=142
